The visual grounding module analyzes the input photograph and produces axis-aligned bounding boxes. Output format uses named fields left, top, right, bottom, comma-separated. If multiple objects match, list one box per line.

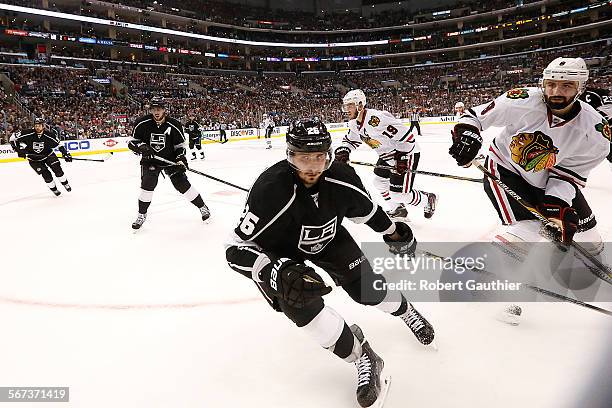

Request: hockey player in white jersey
left=334, top=89, right=438, bottom=220
left=454, top=101, right=465, bottom=121
left=260, top=114, right=275, bottom=149
left=448, top=57, right=610, bottom=323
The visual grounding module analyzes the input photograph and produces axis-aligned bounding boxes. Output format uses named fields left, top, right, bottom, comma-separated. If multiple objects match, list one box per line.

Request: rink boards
left=0, top=116, right=456, bottom=163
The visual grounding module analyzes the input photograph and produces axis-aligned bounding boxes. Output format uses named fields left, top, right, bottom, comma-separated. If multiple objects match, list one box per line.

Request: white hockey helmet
left=541, top=57, right=589, bottom=94
left=342, top=89, right=367, bottom=113
left=455, top=102, right=465, bottom=110
left=262, top=113, right=268, bottom=118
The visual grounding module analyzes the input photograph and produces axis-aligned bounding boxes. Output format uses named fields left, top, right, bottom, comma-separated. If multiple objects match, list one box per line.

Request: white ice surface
left=1, top=124, right=611, bottom=408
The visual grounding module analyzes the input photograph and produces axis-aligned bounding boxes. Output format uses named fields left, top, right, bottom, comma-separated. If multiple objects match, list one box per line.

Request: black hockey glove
left=394, top=151, right=410, bottom=175
left=136, top=143, right=156, bottom=158
left=383, top=222, right=417, bottom=256
left=16, top=150, right=26, bottom=159
left=334, top=146, right=351, bottom=163
left=58, top=146, right=73, bottom=162
left=177, top=155, right=189, bottom=170
left=449, top=123, right=482, bottom=167
left=259, top=258, right=332, bottom=308
left=538, top=196, right=578, bottom=246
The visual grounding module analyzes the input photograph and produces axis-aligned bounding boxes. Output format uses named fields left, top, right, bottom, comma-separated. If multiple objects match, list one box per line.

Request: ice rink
left=1, top=123, right=611, bottom=408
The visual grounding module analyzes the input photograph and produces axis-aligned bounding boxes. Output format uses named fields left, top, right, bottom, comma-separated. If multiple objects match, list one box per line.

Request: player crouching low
left=226, top=118, right=435, bottom=407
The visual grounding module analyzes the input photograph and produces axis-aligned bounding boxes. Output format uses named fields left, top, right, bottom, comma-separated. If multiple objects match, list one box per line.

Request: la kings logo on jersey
left=32, top=141, right=44, bottom=154
left=298, top=217, right=337, bottom=254
left=150, top=127, right=171, bottom=152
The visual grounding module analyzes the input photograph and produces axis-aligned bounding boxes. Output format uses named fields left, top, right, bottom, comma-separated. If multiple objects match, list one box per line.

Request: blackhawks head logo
left=368, top=115, right=381, bottom=127
left=360, top=129, right=381, bottom=149
left=595, top=119, right=611, bottom=141
left=509, top=131, right=558, bottom=172
left=506, top=88, right=530, bottom=100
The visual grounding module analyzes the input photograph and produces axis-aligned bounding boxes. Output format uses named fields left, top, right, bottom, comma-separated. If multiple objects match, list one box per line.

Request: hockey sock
left=301, top=306, right=361, bottom=362
left=47, top=181, right=58, bottom=191
left=181, top=186, right=205, bottom=208
left=372, top=285, right=406, bottom=315
left=407, top=190, right=426, bottom=207
left=138, top=188, right=154, bottom=213
left=57, top=175, right=69, bottom=185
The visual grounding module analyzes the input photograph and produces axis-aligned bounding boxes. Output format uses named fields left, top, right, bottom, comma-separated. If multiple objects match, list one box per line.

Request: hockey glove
left=259, top=258, right=332, bottom=308
left=394, top=151, right=410, bottom=175
left=177, top=155, right=189, bottom=170
left=136, top=143, right=156, bottom=158
left=383, top=222, right=417, bottom=256
left=538, top=196, right=579, bottom=246
left=334, top=146, right=351, bottom=163
left=58, top=146, right=73, bottom=162
left=449, top=123, right=482, bottom=167
left=16, top=150, right=26, bottom=159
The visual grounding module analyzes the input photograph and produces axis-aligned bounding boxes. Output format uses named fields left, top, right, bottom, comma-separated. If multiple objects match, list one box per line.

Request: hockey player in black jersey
left=128, top=97, right=210, bottom=229
left=225, top=118, right=435, bottom=408
left=184, top=113, right=205, bottom=160
left=9, top=117, right=72, bottom=196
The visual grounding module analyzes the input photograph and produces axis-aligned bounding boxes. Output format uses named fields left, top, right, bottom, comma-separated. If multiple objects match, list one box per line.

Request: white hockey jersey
left=459, top=87, right=611, bottom=205
left=341, top=108, right=420, bottom=164
left=261, top=118, right=275, bottom=129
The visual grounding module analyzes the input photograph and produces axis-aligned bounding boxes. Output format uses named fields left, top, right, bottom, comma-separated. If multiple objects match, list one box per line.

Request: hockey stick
left=152, top=155, right=249, bottom=192
left=421, top=251, right=612, bottom=317
left=60, top=152, right=114, bottom=163
left=472, top=161, right=612, bottom=284
left=351, top=160, right=483, bottom=184
left=201, top=133, right=224, bottom=144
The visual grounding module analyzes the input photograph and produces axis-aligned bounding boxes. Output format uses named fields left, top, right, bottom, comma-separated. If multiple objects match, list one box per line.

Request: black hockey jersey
left=128, top=114, right=187, bottom=165
left=184, top=120, right=201, bottom=138
left=225, top=160, right=395, bottom=279
left=9, top=128, right=60, bottom=161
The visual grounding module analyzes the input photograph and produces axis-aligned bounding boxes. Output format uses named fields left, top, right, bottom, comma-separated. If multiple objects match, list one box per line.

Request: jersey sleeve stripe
left=551, top=165, right=587, bottom=183
left=325, top=176, right=377, bottom=224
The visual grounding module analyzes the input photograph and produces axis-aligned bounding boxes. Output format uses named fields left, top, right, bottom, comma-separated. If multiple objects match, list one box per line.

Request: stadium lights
left=0, top=3, right=388, bottom=48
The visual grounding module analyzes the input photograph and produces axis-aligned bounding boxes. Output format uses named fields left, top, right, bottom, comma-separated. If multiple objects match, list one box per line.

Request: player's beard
left=298, top=170, right=322, bottom=187
left=545, top=94, right=573, bottom=110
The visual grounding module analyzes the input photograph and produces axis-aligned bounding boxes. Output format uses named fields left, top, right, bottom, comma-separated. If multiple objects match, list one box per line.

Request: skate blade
left=370, top=375, right=391, bottom=408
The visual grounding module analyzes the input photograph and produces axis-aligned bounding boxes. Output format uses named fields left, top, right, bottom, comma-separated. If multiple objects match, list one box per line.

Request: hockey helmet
left=286, top=118, right=332, bottom=171
left=342, top=89, right=367, bottom=113
left=149, top=96, right=166, bottom=109
left=541, top=57, right=589, bottom=94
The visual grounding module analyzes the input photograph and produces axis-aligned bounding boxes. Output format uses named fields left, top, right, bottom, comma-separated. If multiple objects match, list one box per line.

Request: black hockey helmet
left=33, top=117, right=45, bottom=125
left=286, top=118, right=333, bottom=172
left=149, top=96, right=165, bottom=109
left=286, top=118, right=332, bottom=153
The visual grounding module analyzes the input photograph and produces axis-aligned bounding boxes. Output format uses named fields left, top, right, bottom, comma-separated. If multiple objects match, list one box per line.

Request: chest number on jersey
left=239, top=205, right=260, bottom=236
left=382, top=125, right=399, bottom=138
